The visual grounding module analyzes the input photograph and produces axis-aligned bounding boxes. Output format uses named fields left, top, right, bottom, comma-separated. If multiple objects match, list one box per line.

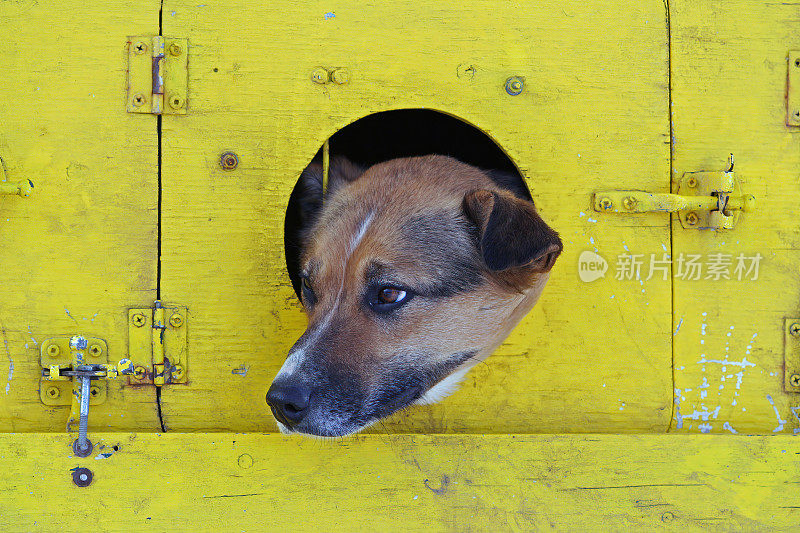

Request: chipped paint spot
left=767, top=395, right=787, bottom=432
left=674, top=318, right=683, bottom=335
left=324, top=11, right=335, bottom=19
left=232, top=364, right=250, bottom=377
left=722, top=422, right=737, bottom=434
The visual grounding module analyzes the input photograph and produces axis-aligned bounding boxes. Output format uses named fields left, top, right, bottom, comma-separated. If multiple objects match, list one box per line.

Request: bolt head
left=132, top=313, right=147, bottom=327
left=685, top=211, right=700, bottom=226
left=169, top=313, right=184, bottom=328
left=133, top=41, right=148, bottom=55
left=598, top=197, right=613, bottom=211
left=220, top=152, right=239, bottom=170
left=132, top=94, right=146, bottom=107
left=71, top=466, right=93, bottom=486
left=172, top=366, right=185, bottom=379
left=45, top=386, right=60, bottom=399
left=89, top=344, right=103, bottom=357
left=622, top=196, right=638, bottom=210
left=47, top=344, right=60, bottom=357
left=89, top=386, right=101, bottom=397
left=331, top=68, right=349, bottom=85
left=504, top=76, right=524, bottom=96
left=311, top=67, right=330, bottom=84
left=169, top=42, right=182, bottom=56
left=72, top=439, right=93, bottom=459
left=133, top=366, right=147, bottom=380
left=790, top=374, right=800, bottom=386
left=790, top=323, right=800, bottom=336
left=686, top=176, right=698, bottom=188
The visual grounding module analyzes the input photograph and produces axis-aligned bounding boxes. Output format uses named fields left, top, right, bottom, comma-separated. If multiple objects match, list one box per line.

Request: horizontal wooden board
left=2, top=433, right=799, bottom=530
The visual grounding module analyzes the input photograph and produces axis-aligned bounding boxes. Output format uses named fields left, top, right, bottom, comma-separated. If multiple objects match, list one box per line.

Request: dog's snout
left=266, top=381, right=311, bottom=428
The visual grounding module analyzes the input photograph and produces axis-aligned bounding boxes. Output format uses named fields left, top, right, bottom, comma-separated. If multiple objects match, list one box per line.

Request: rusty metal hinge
left=127, top=36, right=188, bottom=115
left=128, top=301, right=188, bottom=386
left=594, top=155, right=755, bottom=230
left=787, top=51, right=800, bottom=126
left=784, top=319, right=800, bottom=392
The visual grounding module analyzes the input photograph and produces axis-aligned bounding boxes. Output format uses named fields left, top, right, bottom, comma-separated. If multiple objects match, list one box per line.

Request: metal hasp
left=593, top=155, right=756, bottom=229
left=128, top=301, right=188, bottom=386
left=787, top=51, right=800, bottom=126
left=127, top=36, right=189, bottom=115
left=784, top=319, right=800, bottom=392
left=40, top=335, right=137, bottom=456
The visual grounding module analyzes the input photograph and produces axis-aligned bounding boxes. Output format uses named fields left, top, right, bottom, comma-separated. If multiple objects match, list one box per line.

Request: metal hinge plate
left=784, top=319, right=800, bottom=392
left=39, top=337, right=109, bottom=406
left=127, top=36, right=188, bottom=115
left=787, top=51, right=800, bottom=126
left=128, top=302, right=188, bottom=386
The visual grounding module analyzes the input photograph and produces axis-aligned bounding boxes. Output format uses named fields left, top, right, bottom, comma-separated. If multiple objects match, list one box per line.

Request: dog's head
left=269, top=155, right=562, bottom=436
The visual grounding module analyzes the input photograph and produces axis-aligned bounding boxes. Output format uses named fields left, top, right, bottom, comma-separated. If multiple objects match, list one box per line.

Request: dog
left=268, top=154, right=562, bottom=437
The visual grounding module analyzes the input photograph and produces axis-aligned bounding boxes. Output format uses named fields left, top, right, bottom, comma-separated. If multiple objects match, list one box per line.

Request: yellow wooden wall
left=1, top=0, right=799, bottom=529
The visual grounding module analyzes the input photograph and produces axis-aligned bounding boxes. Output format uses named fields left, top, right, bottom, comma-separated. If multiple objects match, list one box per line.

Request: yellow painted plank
left=160, top=0, right=672, bottom=432
left=0, top=1, right=161, bottom=431
left=2, top=433, right=799, bottom=530
left=670, top=2, right=800, bottom=433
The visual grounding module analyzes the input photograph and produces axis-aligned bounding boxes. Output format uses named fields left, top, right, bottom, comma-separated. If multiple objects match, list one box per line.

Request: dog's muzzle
left=265, top=379, right=311, bottom=428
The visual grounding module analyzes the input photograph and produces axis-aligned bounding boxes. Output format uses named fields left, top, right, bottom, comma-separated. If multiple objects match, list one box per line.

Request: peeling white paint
left=722, top=421, right=737, bottom=434
left=767, top=395, right=787, bottom=433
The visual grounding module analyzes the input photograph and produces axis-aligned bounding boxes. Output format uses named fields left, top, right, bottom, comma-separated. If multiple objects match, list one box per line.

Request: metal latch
left=40, top=336, right=137, bottom=456
left=594, top=156, right=755, bottom=229
left=127, top=36, right=188, bottom=114
left=784, top=319, right=800, bottom=392
left=128, top=301, right=188, bottom=386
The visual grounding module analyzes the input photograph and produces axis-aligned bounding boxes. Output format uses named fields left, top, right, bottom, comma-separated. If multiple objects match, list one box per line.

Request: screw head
left=456, top=63, right=476, bottom=80
left=685, top=211, right=700, bottom=226
left=88, top=344, right=103, bottom=357
left=133, top=41, right=148, bottom=55
left=598, top=197, right=613, bottom=211
left=311, top=67, right=330, bottom=84
left=169, top=313, right=184, bottom=328
left=45, top=386, right=61, bottom=399
left=172, top=365, right=185, bottom=380
left=169, top=42, right=183, bottom=56
left=686, top=176, right=698, bottom=188
left=504, top=76, right=524, bottom=96
left=46, top=344, right=60, bottom=357
left=133, top=366, right=147, bottom=380
left=132, top=94, right=146, bottom=107
left=622, top=196, right=638, bottom=211
left=790, top=323, right=800, bottom=336
left=71, top=467, right=93, bottom=487
left=89, top=385, right=101, bottom=397
left=790, top=374, right=800, bottom=387
left=168, top=94, right=185, bottom=110
left=220, top=152, right=239, bottom=170
left=131, top=313, right=147, bottom=327
left=331, top=68, right=349, bottom=85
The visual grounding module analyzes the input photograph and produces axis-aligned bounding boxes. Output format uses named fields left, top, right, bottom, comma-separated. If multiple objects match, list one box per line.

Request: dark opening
left=284, top=109, right=530, bottom=298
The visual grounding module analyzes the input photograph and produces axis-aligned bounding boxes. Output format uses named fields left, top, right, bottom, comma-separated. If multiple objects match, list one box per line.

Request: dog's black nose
left=266, top=381, right=311, bottom=427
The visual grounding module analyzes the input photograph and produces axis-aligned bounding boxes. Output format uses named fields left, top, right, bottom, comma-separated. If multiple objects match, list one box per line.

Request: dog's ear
left=463, top=189, right=562, bottom=274
left=285, top=156, right=365, bottom=299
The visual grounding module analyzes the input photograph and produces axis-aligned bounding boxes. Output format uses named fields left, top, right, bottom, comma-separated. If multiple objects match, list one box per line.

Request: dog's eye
left=369, top=286, right=412, bottom=313
left=378, top=287, right=406, bottom=304
left=301, top=277, right=316, bottom=306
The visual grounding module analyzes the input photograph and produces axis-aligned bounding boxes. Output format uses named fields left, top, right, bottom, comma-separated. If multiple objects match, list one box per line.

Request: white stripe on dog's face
left=275, top=212, right=375, bottom=381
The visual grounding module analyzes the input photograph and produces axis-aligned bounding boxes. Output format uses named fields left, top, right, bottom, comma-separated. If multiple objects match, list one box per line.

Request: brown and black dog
left=268, top=155, right=562, bottom=437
